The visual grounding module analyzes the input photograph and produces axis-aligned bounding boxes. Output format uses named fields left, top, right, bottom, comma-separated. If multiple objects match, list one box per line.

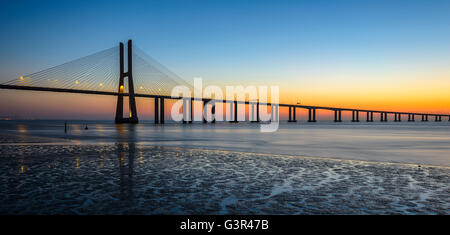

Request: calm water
left=2, top=120, right=450, bottom=166
left=0, top=120, right=449, bottom=214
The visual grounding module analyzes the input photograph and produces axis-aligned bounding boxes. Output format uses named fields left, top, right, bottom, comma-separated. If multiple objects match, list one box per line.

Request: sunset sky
left=1, top=0, right=450, bottom=120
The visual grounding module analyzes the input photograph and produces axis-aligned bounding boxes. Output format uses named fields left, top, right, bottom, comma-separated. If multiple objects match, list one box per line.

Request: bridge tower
left=115, top=40, right=139, bottom=124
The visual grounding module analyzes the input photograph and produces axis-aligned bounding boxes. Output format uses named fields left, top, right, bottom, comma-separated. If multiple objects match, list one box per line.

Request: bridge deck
left=1, top=84, right=449, bottom=117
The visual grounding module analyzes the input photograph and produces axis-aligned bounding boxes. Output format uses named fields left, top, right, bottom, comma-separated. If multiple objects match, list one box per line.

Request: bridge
left=1, top=40, right=449, bottom=123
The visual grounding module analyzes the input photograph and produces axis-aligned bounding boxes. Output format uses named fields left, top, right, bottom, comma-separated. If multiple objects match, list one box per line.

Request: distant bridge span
left=1, top=83, right=449, bottom=123
left=1, top=40, right=449, bottom=123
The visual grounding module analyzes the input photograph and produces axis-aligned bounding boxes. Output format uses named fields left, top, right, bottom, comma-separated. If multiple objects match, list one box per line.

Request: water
left=2, top=120, right=450, bottom=166
left=0, top=120, right=449, bottom=214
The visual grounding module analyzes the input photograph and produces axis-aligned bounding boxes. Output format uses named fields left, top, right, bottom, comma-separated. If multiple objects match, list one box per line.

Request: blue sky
left=1, top=0, right=449, bottom=79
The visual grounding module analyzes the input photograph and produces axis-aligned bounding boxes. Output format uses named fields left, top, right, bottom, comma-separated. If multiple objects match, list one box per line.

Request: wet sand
left=1, top=143, right=448, bottom=214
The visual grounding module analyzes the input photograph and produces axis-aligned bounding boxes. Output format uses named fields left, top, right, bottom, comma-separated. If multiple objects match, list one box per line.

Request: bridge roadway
left=1, top=84, right=449, bottom=122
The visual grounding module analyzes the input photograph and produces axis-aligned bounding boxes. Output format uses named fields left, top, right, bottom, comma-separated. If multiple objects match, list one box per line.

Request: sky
left=1, top=0, right=450, bottom=120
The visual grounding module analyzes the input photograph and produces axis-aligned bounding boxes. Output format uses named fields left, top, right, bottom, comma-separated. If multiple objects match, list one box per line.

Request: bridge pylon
left=115, top=40, right=139, bottom=124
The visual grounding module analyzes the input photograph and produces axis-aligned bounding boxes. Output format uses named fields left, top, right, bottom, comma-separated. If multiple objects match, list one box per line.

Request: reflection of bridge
left=1, top=40, right=449, bottom=123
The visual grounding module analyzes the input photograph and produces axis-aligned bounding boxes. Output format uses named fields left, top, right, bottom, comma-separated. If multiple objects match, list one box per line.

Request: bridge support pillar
left=436, top=115, right=442, bottom=122
left=234, top=101, right=238, bottom=123
left=202, top=99, right=216, bottom=123
left=160, top=98, right=164, bottom=124
left=183, top=98, right=190, bottom=124
left=250, top=103, right=256, bottom=122
left=381, top=112, right=388, bottom=122
left=212, top=102, right=216, bottom=123
left=366, top=111, right=373, bottom=122
left=288, top=106, right=292, bottom=122
left=115, top=40, right=139, bottom=124
left=288, top=106, right=296, bottom=122
left=251, top=102, right=260, bottom=122
left=292, top=106, right=296, bottom=122
left=189, top=99, right=193, bottom=123
left=352, top=111, right=360, bottom=122
left=229, top=101, right=238, bottom=123
left=154, top=98, right=159, bottom=124
left=203, top=100, right=208, bottom=123
left=271, top=105, right=279, bottom=122
left=334, top=110, right=342, bottom=122
left=308, top=108, right=316, bottom=122
left=257, top=103, right=260, bottom=122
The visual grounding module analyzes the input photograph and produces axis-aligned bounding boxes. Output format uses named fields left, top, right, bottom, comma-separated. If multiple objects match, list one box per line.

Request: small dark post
left=313, top=108, right=316, bottom=122
left=160, top=98, right=165, bottom=124
left=421, top=114, right=425, bottom=122
left=398, top=114, right=401, bottom=122
left=366, top=112, right=370, bottom=122
left=412, top=114, right=415, bottom=122
left=339, top=110, right=342, bottom=122
left=408, top=114, right=411, bottom=122
left=394, top=113, right=398, bottom=122
left=384, top=112, right=388, bottom=122
left=154, top=98, right=159, bottom=124
left=426, top=115, right=428, bottom=121
left=380, top=112, right=384, bottom=122
left=352, top=111, right=355, bottom=122
left=356, top=111, right=359, bottom=122
left=64, top=121, right=67, bottom=133
left=334, top=110, right=338, bottom=122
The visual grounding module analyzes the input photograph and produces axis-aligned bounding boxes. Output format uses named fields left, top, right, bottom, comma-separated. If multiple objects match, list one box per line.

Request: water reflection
left=16, top=124, right=27, bottom=133
left=115, top=124, right=137, bottom=142
left=117, top=142, right=136, bottom=202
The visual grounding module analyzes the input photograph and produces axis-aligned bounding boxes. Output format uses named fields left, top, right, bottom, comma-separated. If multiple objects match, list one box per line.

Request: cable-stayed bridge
left=0, top=40, right=449, bottom=123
